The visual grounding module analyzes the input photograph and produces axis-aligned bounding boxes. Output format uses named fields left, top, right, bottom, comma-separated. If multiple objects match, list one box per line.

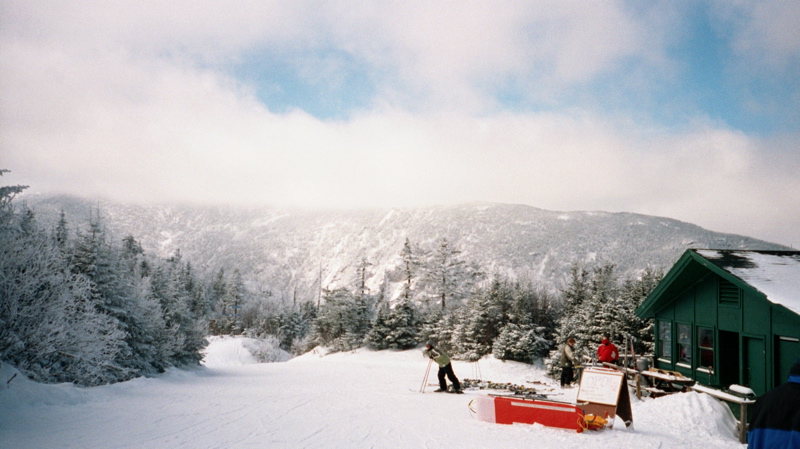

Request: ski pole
left=420, top=358, right=433, bottom=393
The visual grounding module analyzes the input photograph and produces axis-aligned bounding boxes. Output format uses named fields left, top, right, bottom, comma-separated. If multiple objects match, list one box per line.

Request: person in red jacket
left=597, top=335, right=619, bottom=365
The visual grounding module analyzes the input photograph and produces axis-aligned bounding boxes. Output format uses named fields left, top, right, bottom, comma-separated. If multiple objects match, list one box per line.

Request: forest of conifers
left=1, top=171, right=661, bottom=385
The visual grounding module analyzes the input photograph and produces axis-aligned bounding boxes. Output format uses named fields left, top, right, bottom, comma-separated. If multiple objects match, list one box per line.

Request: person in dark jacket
left=747, top=359, right=800, bottom=448
left=559, top=337, right=578, bottom=388
left=423, top=342, right=461, bottom=393
left=597, top=335, right=620, bottom=365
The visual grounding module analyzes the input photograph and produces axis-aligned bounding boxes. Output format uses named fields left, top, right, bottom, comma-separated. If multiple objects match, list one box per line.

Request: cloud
left=1, top=1, right=799, bottom=248
left=712, top=1, right=800, bottom=72
left=1, top=1, right=673, bottom=112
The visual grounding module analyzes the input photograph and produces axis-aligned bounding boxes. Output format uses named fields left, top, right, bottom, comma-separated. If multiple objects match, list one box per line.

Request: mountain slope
left=25, top=195, right=788, bottom=303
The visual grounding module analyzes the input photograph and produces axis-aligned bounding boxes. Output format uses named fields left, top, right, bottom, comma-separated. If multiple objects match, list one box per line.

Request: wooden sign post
left=576, top=367, right=633, bottom=427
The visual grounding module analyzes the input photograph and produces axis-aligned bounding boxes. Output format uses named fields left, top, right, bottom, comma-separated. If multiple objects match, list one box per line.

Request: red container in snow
left=475, top=395, right=586, bottom=433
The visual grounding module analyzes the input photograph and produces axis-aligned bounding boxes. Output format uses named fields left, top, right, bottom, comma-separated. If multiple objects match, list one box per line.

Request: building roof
left=694, top=250, right=800, bottom=316
left=637, top=249, right=800, bottom=319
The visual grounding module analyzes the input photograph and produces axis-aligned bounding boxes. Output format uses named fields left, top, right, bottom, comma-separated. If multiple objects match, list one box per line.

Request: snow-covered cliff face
left=26, top=195, right=787, bottom=304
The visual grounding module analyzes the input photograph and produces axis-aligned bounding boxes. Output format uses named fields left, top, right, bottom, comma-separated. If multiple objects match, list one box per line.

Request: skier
left=747, top=359, right=800, bottom=448
left=559, top=337, right=578, bottom=388
left=423, top=342, right=462, bottom=393
left=597, top=335, right=619, bottom=365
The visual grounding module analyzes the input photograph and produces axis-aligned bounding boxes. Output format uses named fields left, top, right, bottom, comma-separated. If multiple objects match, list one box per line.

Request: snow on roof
left=695, top=250, right=800, bottom=316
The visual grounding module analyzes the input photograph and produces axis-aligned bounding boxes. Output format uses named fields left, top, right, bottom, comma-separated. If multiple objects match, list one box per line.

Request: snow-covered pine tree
left=354, top=257, right=372, bottom=299
left=163, top=253, right=207, bottom=365
left=70, top=213, right=146, bottom=377
left=365, top=303, right=392, bottom=350
left=52, top=209, right=69, bottom=249
left=489, top=278, right=556, bottom=363
left=450, top=280, right=507, bottom=361
left=208, top=268, right=227, bottom=334
left=115, top=234, right=171, bottom=375
left=618, top=267, right=662, bottom=354
left=210, top=268, right=246, bottom=335
left=572, top=263, right=620, bottom=347
left=547, top=263, right=592, bottom=376
left=384, top=299, right=421, bottom=349
left=420, top=237, right=481, bottom=311
left=493, top=323, right=551, bottom=363
left=277, top=302, right=315, bottom=353
left=312, top=288, right=373, bottom=352
left=0, top=183, right=128, bottom=385
left=397, top=237, right=421, bottom=301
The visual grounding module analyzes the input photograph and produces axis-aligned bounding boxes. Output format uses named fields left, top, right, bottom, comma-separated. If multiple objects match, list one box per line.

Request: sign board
left=577, top=368, right=624, bottom=406
left=575, top=367, right=633, bottom=428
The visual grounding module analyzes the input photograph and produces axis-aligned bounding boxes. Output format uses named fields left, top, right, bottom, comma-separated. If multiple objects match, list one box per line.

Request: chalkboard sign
left=576, top=368, right=624, bottom=406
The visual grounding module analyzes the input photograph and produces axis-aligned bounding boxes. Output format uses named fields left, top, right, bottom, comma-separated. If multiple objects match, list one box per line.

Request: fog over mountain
left=25, top=195, right=788, bottom=304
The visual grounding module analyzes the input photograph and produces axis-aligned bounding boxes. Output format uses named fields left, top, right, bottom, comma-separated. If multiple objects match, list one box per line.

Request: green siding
left=675, top=291, right=694, bottom=322
left=695, top=277, right=717, bottom=326
left=775, top=336, right=800, bottom=386
left=637, top=250, right=800, bottom=395
left=742, top=291, right=770, bottom=335
left=772, top=306, right=800, bottom=336
left=718, top=306, right=741, bottom=332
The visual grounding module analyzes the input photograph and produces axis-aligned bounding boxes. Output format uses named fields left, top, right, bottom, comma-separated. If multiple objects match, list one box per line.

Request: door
left=776, top=336, right=800, bottom=387
left=743, top=336, right=766, bottom=395
left=718, top=331, right=740, bottom=388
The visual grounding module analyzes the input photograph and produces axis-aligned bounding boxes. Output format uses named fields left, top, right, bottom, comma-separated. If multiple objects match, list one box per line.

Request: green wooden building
left=636, top=249, right=800, bottom=395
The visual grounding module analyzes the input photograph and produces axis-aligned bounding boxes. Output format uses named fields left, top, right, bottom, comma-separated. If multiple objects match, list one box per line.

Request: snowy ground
left=0, top=337, right=746, bottom=448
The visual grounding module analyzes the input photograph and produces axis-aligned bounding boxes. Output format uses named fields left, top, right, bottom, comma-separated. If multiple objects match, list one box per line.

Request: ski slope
left=0, top=337, right=745, bottom=448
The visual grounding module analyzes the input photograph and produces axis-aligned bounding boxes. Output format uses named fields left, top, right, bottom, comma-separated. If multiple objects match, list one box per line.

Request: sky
left=1, top=1, right=799, bottom=248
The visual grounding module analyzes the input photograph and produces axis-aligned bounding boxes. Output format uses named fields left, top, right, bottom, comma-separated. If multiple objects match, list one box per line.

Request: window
left=719, top=279, right=741, bottom=307
left=677, top=323, right=691, bottom=366
left=698, top=327, right=714, bottom=372
left=658, top=321, right=672, bottom=361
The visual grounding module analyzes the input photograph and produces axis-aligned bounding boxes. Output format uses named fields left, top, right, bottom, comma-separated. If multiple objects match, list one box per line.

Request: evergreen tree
left=384, top=299, right=420, bottom=349
left=0, top=181, right=127, bottom=385
left=278, top=301, right=315, bottom=352
left=354, top=257, right=372, bottom=298
left=573, top=263, right=620, bottom=346
left=225, top=269, right=246, bottom=334
left=420, top=238, right=481, bottom=310
left=312, top=288, right=373, bottom=352
left=70, top=214, right=141, bottom=373
left=493, top=323, right=551, bottom=363
left=209, top=268, right=227, bottom=334
left=1, top=172, right=209, bottom=384
left=366, top=299, right=420, bottom=350
left=618, top=267, right=662, bottom=353
left=365, top=303, right=392, bottom=350
left=547, top=263, right=592, bottom=376
left=52, top=210, right=70, bottom=250
left=397, top=237, right=421, bottom=301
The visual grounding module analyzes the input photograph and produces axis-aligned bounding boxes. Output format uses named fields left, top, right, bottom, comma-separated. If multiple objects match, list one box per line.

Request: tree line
left=1, top=171, right=662, bottom=386
left=212, top=235, right=661, bottom=370
left=1, top=172, right=207, bottom=385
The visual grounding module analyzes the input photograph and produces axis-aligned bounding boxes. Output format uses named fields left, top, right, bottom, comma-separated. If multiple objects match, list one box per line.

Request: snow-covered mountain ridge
left=25, top=195, right=788, bottom=303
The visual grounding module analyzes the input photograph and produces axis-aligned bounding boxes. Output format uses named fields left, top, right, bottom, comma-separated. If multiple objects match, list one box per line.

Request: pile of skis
left=461, top=378, right=558, bottom=398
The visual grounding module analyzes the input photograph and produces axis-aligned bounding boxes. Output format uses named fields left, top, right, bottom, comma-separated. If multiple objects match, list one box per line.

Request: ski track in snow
left=0, top=337, right=745, bottom=449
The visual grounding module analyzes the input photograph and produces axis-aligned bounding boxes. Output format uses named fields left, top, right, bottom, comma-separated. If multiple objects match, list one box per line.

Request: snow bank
left=0, top=362, right=95, bottom=410
left=201, top=335, right=290, bottom=367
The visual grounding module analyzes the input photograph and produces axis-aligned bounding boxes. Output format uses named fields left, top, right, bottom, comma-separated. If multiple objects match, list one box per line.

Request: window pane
left=699, top=348, right=714, bottom=368
left=678, top=324, right=691, bottom=344
left=677, top=324, right=691, bottom=364
left=659, top=321, right=671, bottom=340
left=698, top=328, right=714, bottom=349
left=679, top=344, right=691, bottom=364
left=698, top=328, right=714, bottom=369
left=658, top=321, right=672, bottom=360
